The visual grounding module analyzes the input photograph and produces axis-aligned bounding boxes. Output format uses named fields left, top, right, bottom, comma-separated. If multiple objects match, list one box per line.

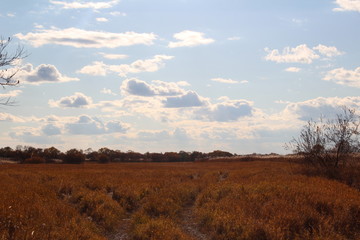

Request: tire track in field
left=180, top=205, right=209, bottom=240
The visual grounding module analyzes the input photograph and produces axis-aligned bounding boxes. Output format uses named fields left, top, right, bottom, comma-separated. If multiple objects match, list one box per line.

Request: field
left=1, top=160, right=360, bottom=240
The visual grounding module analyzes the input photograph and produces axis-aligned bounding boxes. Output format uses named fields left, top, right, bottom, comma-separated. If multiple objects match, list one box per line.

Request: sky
left=0, top=0, right=359, bottom=154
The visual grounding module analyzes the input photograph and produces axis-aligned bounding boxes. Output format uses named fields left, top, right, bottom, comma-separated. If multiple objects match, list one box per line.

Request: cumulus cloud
left=137, top=130, right=171, bottom=141
left=284, top=96, right=360, bottom=120
left=177, top=81, right=191, bottom=87
left=49, top=92, right=93, bottom=108
left=211, top=78, right=238, bottom=84
left=333, top=0, right=360, bottom=12
left=0, top=90, right=22, bottom=98
left=42, top=124, right=62, bottom=136
left=121, top=78, right=155, bottom=96
left=79, top=55, right=173, bottom=77
left=121, top=78, right=185, bottom=96
left=50, top=0, right=119, bottom=10
left=136, top=128, right=189, bottom=142
left=265, top=44, right=320, bottom=64
left=0, top=113, right=24, bottom=122
left=196, top=99, right=254, bottom=122
left=265, top=44, right=344, bottom=64
left=285, top=67, right=301, bottom=72
left=114, top=55, right=174, bottom=77
left=323, top=67, right=360, bottom=87
left=99, top=52, right=128, bottom=60
left=313, top=44, right=344, bottom=57
left=65, top=115, right=128, bottom=135
left=17, top=64, right=79, bottom=84
left=163, top=91, right=207, bottom=108
left=15, top=27, right=157, bottom=48
left=168, top=30, right=214, bottom=48
left=9, top=128, right=63, bottom=144
left=101, top=88, right=116, bottom=95
left=78, top=61, right=108, bottom=76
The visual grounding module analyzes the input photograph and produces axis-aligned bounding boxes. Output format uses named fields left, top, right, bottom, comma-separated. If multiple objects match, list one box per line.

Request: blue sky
left=0, top=0, right=359, bottom=154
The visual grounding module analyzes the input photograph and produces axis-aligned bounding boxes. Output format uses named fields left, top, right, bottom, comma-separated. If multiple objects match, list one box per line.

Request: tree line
left=0, top=146, right=235, bottom=164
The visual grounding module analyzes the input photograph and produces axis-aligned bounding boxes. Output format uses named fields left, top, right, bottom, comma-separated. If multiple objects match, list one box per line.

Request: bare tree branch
left=0, top=36, right=27, bottom=105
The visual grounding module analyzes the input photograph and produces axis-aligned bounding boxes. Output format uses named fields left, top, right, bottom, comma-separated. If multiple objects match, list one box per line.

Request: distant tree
left=178, top=151, right=191, bottom=162
left=190, top=151, right=204, bottom=161
left=287, top=107, right=360, bottom=169
left=97, top=154, right=110, bottom=163
left=43, top=147, right=61, bottom=161
left=0, top=37, right=26, bottom=105
left=208, top=150, right=233, bottom=158
left=63, top=149, right=85, bottom=164
left=164, top=152, right=179, bottom=162
left=148, top=152, right=164, bottom=162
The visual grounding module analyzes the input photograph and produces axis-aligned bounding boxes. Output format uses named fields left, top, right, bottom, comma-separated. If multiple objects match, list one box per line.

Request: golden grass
left=0, top=160, right=359, bottom=239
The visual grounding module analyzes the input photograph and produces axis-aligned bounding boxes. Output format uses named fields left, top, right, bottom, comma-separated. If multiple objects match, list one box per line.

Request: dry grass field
left=1, top=160, right=360, bottom=240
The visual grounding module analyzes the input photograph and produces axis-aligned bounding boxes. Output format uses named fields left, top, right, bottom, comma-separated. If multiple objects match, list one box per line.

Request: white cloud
left=211, top=78, right=238, bottom=84
left=121, top=78, right=185, bottom=97
left=101, top=88, right=116, bottom=95
left=163, top=91, right=207, bottom=108
left=79, top=55, right=173, bottom=77
left=333, top=0, right=360, bottom=12
left=265, top=44, right=344, bottom=64
left=313, top=44, right=344, bottom=57
left=0, top=90, right=22, bottom=98
left=196, top=99, right=254, bottom=122
left=323, top=67, right=360, bottom=87
left=99, top=52, right=128, bottom=60
left=110, top=11, right=127, bottom=16
left=50, top=0, right=119, bottom=10
left=210, top=100, right=253, bottom=122
left=78, top=61, right=108, bottom=76
left=177, top=81, right=191, bottom=87
left=9, top=130, right=63, bottom=144
left=65, top=115, right=128, bottom=135
left=42, top=124, right=62, bottom=136
left=96, top=17, right=108, bottom=22
left=168, top=30, right=214, bottom=48
left=0, top=113, right=24, bottom=122
left=114, top=55, right=174, bottom=77
left=283, top=96, right=360, bottom=120
left=285, top=67, right=301, bottom=72
left=17, top=63, right=79, bottom=85
left=49, top=92, right=93, bottom=108
left=264, top=44, right=320, bottom=64
left=15, top=27, right=157, bottom=48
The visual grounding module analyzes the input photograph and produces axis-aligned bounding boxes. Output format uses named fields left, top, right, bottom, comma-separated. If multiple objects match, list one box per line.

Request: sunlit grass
left=0, top=160, right=359, bottom=239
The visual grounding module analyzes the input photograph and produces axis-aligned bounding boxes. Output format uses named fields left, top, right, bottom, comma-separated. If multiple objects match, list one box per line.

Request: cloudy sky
left=0, top=0, right=359, bottom=154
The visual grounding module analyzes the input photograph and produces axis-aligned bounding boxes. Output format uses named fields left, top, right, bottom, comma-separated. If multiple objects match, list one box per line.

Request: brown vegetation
left=1, top=160, right=360, bottom=240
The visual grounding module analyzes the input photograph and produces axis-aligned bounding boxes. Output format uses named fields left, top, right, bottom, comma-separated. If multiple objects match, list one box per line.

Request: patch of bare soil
left=180, top=205, right=209, bottom=240
left=108, top=218, right=131, bottom=240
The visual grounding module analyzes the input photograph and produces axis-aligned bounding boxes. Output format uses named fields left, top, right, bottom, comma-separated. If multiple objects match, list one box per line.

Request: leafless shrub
left=286, top=106, right=360, bottom=182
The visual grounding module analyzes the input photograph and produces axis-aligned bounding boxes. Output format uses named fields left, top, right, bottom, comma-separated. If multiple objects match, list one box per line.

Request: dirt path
left=180, top=205, right=209, bottom=240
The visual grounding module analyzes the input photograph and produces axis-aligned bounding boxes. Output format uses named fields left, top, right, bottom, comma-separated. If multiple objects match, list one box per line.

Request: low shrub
left=23, top=156, right=45, bottom=164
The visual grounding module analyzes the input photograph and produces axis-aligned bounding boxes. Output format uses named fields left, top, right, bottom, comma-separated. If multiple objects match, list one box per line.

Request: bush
left=23, top=156, right=45, bottom=164
left=287, top=107, right=360, bottom=171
